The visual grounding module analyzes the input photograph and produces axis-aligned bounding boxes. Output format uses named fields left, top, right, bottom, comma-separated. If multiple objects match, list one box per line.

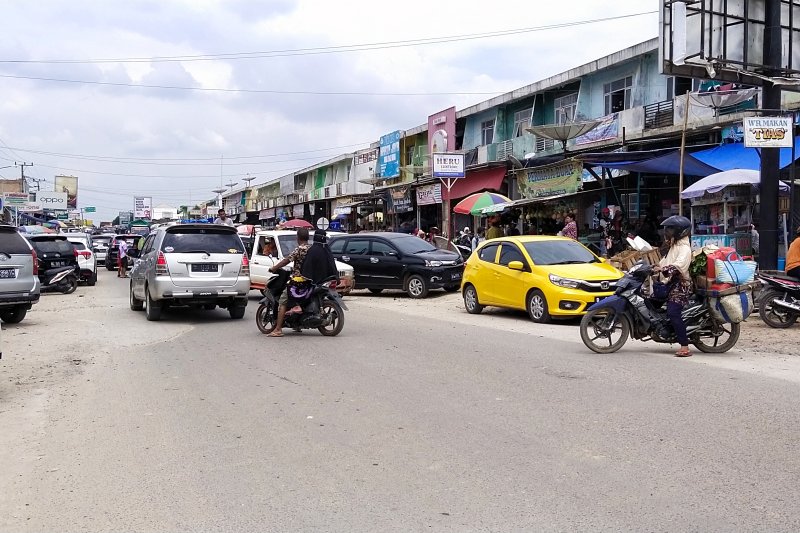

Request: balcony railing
left=644, top=100, right=675, bottom=130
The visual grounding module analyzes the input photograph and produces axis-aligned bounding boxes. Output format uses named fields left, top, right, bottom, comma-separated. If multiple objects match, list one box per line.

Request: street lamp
left=212, top=188, right=227, bottom=214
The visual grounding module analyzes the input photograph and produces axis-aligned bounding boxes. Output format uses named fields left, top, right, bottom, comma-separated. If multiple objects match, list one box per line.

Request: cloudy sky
left=0, top=0, right=659, bottom=222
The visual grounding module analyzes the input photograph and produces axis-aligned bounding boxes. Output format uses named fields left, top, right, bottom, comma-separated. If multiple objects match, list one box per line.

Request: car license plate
left=0, top=268, right=16, bottom=279
left=50, top=261, right=66, bottom=267
left=191, top=263, right=218, bottom=273
left=450, top=272, right=462, bottom=280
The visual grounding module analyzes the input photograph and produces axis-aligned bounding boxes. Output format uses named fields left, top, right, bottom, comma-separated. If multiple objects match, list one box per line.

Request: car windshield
left=30, top=239, right=75, bottom=255
left=392, top=235, right=437, bottom=255
left=161, top=229, right=244, bottom=254
left=93, top=236, right=112, bottom=244
left=523, top=240, right=598, bottom=265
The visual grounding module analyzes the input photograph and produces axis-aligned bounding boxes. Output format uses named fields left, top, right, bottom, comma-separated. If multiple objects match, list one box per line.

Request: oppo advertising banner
left=35, top=191, right=68, bottom=210
left=54, top=175, right=78, bottom=208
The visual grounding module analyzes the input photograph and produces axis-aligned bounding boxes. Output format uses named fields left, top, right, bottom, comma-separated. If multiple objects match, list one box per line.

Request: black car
left=26, top=235, right=80, bottom=273
left=328, top=232, right=464, bottom=298
left=106, top=234, right=143, bottom=270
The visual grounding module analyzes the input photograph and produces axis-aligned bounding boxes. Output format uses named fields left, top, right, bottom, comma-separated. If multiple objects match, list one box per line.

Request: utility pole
left=15, top=162, right=33, bottom=188
left=759, top=0, right=782, bottom=271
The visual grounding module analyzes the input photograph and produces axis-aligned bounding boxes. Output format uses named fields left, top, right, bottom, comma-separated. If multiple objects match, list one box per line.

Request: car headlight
left=425, top=260, right=443, bottom=267
left=549, top=274, right=581, bottom=289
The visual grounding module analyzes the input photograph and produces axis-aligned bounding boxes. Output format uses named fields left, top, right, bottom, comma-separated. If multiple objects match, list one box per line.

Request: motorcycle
left=256, top=269, right=347, bottom=336
left=579, top=262, right=740, bottom=354
left=39, top=266, right=79, bottom=295
left=757, top=271, right=800, bottom=328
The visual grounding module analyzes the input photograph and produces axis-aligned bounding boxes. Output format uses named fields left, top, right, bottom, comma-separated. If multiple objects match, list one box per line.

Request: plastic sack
left=705, top=247, right=739, bottom=280
left=714, top=252, right=757, bottom=284
left=709, top=290, right=754, bottom=324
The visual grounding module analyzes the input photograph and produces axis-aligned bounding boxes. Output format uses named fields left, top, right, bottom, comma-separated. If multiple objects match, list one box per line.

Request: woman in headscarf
left=301, top=229, right=338, bottom=284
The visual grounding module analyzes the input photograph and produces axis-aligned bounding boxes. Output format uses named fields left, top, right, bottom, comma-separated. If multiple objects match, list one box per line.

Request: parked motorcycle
left=39, top=266, right=79, bottom=295
left=757, top=271, right=800, bottom=328
left=256, top=269, right=347, bottom=336
left=579, top=262, right=740, bottom=354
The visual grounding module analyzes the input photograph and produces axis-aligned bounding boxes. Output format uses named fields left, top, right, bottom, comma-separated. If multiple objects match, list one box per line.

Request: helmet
left=661, top=215, right=692, bottom=241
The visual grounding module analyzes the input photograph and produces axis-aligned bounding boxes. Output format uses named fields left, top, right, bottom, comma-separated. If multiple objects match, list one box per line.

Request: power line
left=0, top=12, right=657, bottom=65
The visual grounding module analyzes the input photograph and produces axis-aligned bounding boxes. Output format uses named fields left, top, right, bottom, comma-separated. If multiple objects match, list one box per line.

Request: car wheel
left=0, top=306, right=27, bottom=324
left=129, top=283, right=144, bottom=311
left=144, top=287, right=162, bottom=321
left=463, top=284, right=483, bottom=314
left=229, top=304, right=246, bottom=319
left=406, top=274, right=429, bottom=299
left=527, top=290, right=551, bottom=323
left=87, top=270, right=97, bottom=287
left=368, top=288, right=384, bottom=294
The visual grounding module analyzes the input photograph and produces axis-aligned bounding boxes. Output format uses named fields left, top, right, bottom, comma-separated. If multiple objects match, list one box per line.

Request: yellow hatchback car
left=461, top=236, right=623, bottom=323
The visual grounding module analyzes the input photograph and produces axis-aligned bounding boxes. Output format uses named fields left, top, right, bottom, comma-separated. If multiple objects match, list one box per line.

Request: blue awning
left=691, top=136, right=800, bottom=171
left=581, top=150, right=720, bottom=177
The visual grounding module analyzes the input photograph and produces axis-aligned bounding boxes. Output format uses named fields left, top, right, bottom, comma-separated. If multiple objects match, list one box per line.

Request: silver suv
left=128, top=224, right=250, bottom=321
left=0, top=225, right=41, bottom=324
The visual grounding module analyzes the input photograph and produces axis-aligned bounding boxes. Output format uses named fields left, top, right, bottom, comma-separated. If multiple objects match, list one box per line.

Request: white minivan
left=249, top=230, right=354, bottom=295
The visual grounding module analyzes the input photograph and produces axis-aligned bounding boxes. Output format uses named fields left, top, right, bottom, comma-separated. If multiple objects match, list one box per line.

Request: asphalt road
left=2, top=270, right=800, bottom=532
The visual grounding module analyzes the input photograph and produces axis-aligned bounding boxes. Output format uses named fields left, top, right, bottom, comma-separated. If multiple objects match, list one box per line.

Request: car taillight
left=156, top=251, right=169, bottom=276
left=31, top=249, right=39, bottom=276
left=78, top=250, right=92, bottom=259
left=239, top=254, right=250, bottom=276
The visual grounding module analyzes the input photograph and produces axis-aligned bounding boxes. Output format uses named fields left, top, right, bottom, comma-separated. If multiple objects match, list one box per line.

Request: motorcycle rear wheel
left=693, top=321, right=740, bottom=353
left=60, top=275, right=78, bottom=295
left=580, top=308, right=630, bottom=354
left=758, top=289, right=799, bottom=329
left=255, top=303, right=276, bottom=334
left=318, top=301, right=344, bottom=337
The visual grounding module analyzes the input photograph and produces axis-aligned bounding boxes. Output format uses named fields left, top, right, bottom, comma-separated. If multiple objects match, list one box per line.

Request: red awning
left=445, top=166, right=507, bottom=200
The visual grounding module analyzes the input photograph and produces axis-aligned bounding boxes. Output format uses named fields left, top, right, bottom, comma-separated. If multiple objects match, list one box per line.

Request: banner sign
left=54, top=175, right=78, bottom=208
left=517, top=160, right=583, bottom=200
left=574, top=113, right=619, bottom=145
left=743, top=116, right=793, bottom=148
left=416, top=184, right=443, bottom=205
left=354, top=148, right=378, bottom=166
left=35, top=191, right=68, bottom=210
left=432, top=153, right=465, bottom=178
left=428, top=107, right=456, bottom=159
left=385, top=187, right=413, bottom=214
left=119, top=211, right=132, bottom=224
left=18, top=202, right=42, bottom=213
left=134, top=196, right=152, bottom=219
left=2, top=192, right=29, bottom=206
left=379, top=130, right=401, bottom=179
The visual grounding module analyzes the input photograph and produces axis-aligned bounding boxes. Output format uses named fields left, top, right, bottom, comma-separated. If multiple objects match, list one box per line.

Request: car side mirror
left=387, top=251, right=399, bottom=257
left=508, top=260, right=525, bottom=271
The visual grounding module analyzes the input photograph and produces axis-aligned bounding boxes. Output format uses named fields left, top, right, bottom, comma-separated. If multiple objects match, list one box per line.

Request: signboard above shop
left=743, top=116, right=793, bottom=148
left=431, top=153, right=465, bottom=179
left=35, top=191, right=68, bottom=210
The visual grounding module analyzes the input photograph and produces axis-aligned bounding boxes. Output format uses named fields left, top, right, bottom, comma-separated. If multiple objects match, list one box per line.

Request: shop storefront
left=415, top=183, right=443, bottom=232
left=687, top=185, right=755, bottom=252
left=383, top=185, right=414, bottom=231
left=445, top=165, right=508, bottom=236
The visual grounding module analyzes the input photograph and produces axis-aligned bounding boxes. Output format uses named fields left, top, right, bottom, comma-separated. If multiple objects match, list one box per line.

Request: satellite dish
left=508, top=156, right=523, bottom=169
left=316, top=217, right=330, bottom=230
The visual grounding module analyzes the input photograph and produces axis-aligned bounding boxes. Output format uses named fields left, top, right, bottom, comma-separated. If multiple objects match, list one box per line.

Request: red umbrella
left=282, top=218, right=313, bottom=229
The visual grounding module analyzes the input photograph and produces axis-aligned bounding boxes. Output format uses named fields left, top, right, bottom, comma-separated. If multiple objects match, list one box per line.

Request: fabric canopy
left=582, top=150, right=720, bottom=177
left=446, top=166, right=506, bottom=199
left=681, top=169, right=791, bottom=199
left=691, top=136, right=800, bottom=171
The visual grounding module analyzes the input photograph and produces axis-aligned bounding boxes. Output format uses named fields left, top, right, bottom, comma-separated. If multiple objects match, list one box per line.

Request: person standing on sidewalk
left=117, top=239, right=129, bottom=278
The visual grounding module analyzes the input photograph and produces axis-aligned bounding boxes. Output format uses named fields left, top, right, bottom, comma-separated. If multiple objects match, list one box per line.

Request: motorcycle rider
left=267, top=227, right=311, bottom=338
left=787, top=226, right=800, bottom=279
left=656, top=215, right=694, bottom=357
left=301, top=230, right=337, bottom=284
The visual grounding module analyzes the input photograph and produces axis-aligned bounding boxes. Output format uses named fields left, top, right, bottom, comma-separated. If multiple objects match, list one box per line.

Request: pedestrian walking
left=117, top=239, right=129, bottom=278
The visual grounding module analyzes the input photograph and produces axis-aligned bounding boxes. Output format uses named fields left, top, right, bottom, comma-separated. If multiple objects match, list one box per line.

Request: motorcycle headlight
left=425, top=260, right=443, bottom=267
left=548, top=274, right=581, bottom=289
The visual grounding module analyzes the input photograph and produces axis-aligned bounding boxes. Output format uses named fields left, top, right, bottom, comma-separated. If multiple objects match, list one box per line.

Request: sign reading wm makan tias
left=432, top=153, right=465, bottom=178
left=743, top=117, right=793, bottom=148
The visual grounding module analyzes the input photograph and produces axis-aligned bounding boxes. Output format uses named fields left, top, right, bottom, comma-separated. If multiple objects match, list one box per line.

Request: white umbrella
left=680, top=168, right=790, bottom=199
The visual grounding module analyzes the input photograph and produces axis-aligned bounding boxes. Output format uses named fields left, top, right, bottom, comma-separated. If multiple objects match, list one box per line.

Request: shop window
left=481, top=119, right=495, bottom=145
left=554, top=93, right=578, bottom=124
left=513, top=107, right=533, bottom=137
left=666, top=76, right=694, bottom=100
left=604, top=76, right=633, bottom=115
left=621, top=193, right=649, bottom=219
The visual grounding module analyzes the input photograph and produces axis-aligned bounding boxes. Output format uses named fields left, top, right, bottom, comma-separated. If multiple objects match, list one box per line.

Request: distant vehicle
left=65, top=234, right=98, bottom=286
left=249, top=230, right=354, bottom=295
left=91, top=234, right=113, bottom=265
left=128, top=224, right=250, bottom=321
left=0, top=225, right=40, bottom=324
left=106, top=234, right=143, bottom=271
left=328, top=232, right=464, bottom=298
left=25, top=234, right=81, bottom=295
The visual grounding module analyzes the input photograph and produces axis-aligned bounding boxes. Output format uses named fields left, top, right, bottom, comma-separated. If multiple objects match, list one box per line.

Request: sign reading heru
left=517, top=160, right=583, bottom=199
